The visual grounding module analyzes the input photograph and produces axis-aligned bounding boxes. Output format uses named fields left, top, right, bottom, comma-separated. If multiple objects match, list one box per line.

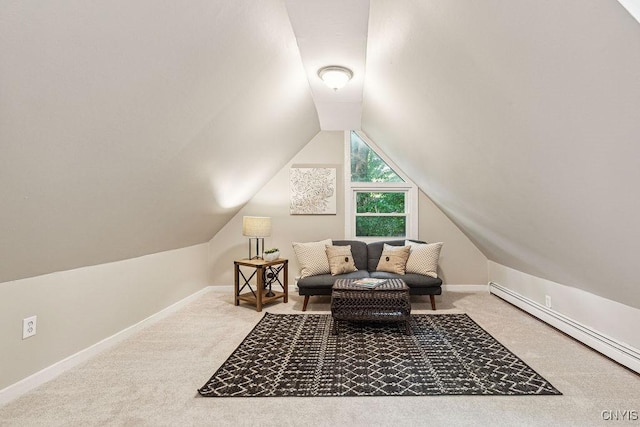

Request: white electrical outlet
left=23, top=315, right=37, bottom=339
left=545, top=295, right=552, bottom=309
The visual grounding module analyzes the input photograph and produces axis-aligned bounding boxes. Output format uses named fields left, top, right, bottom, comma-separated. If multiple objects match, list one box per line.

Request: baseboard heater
left=489, top=281, right=640, bottom=374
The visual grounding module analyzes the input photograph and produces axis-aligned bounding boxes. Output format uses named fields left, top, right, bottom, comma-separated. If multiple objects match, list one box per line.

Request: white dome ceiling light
left=285, top=0, right=368, bottom=129
left=317, top=66, right=354, bottom=90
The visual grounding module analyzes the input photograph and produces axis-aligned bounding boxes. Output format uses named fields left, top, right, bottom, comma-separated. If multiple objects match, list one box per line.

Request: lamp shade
left=242, top=216, right=271, bottom=237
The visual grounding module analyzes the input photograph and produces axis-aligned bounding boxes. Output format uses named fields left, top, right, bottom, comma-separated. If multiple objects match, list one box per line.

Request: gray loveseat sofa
left=297, top=239, right=442, bottom=311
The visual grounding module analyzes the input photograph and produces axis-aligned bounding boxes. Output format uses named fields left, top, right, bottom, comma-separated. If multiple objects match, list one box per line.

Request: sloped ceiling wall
left=0, top=1, right=319, bottom=282
left=4, top=0, right=640, bottom=309
left=362, top=0, right=640, bottom=308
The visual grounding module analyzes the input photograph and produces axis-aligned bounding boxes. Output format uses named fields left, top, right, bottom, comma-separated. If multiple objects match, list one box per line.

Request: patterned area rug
left=198, top=313, right=561, bottom=397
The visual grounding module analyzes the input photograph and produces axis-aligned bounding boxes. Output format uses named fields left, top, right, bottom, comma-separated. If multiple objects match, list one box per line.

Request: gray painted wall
left=363, top=0, right=640, bottom=308
left=208, top=131, right=487, bottom=288
left=0, top=244, right=209, bottom=390
left=0, top=0, right=319, bottom=283
left=4, top=0, right=639, bottom=312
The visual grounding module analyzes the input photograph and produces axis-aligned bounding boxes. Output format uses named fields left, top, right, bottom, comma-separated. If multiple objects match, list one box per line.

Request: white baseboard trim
left=0, top=286, right=215, bottom=407
left=208, top=284, right=234, bottom=292
left=443, top=284, right=488, bottom=293
left=490, top=282, right=640, bottom=374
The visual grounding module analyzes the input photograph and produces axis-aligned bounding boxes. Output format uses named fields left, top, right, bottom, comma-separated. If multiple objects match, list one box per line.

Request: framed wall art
left=289, top=167, right=337, bottom=215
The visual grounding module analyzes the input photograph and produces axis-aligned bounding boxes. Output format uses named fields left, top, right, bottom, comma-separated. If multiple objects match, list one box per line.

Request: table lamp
left=242, top=216, right=271, bottom=259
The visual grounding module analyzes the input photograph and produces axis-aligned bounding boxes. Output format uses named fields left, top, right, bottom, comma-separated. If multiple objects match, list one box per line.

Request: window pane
left=350, top=131, right=404, bottom=183
left=356, top=192, right=405, bottom=214
left=356, top=216, right=406, bottom=237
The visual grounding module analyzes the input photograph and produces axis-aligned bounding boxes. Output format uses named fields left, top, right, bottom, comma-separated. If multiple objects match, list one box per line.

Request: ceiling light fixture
left=317, top=65, right=354, bottom=90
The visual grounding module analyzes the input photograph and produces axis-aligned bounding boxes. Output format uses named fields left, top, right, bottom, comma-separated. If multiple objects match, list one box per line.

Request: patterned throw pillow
left=376, top=244, right=410, bottom=275
left=405, top=240, right=443, bottom=278
left=325, top=245, right=358, bottom=276
left=292, top=239, right=332, bottom=278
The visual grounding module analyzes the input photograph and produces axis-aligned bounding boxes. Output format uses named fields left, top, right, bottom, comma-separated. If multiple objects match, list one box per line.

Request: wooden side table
left=234, top=258, right=288, bottom=312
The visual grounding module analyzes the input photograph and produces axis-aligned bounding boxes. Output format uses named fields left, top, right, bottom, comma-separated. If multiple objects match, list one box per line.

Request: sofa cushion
left=376, top=244, right=410, bottom=274
left=405, top=241, right=443, bottom=278
left=325, top=245, right=358, bottom=275
left=292, top=239, right=332, bottom=278
left=369, top=272, right=442, bottom=289
left=367, top=240, right=421, bottom=271
left=297, top=271, right=370, bottom=295
left=331, top=240, right=368, bottom=271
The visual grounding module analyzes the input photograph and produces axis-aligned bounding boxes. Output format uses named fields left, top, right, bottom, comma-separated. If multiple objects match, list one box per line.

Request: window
left=355, top=191, right=407, bottom=237
left=345, top=131, right=418, bottom=239
left=351, top=133, right=404, bottom=183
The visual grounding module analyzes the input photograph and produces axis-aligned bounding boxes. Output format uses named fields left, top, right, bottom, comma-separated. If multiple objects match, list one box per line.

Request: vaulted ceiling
left=1, top=1, right=639, bottom=310
left=362, top=0, right=640, bottom=308
left=1, top=1, right=319, bottom=281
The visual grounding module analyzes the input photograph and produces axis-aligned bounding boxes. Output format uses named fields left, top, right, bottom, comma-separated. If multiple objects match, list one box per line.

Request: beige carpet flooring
left=1, top=289, right=639, bottom=426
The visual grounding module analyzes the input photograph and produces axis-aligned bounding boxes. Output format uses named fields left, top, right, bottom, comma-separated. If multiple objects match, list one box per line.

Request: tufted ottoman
left=330, top=278, right=411, bottom=334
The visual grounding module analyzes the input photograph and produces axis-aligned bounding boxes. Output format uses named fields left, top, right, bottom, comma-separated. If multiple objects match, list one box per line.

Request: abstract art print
left=290, top=167, right=337, bottom=215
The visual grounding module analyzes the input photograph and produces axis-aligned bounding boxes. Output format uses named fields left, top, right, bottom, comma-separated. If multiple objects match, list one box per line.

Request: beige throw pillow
left=325, top=245, right=358, bottom=276
left=292, top=239, right=332, bottom=278
left=405, top=240, right=443, bottom=278
left=376, top=244, right=410, bottom=275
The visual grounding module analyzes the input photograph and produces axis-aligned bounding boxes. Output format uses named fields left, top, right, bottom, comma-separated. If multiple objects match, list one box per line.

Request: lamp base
left=248, top=237, right=265, bottom=260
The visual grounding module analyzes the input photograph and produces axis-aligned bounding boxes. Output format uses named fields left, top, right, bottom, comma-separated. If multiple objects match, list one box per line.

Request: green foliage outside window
left=351, top=132, right=403, bottom=183
left=356, top=192, right=405, bottom=213
left=356, top=216, right=406, bottom=237
left=355, top=192, right=406, bottom=237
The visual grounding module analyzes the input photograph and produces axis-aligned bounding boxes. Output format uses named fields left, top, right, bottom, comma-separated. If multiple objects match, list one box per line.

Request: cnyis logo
left=601, top=410, right=638, bottom=421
